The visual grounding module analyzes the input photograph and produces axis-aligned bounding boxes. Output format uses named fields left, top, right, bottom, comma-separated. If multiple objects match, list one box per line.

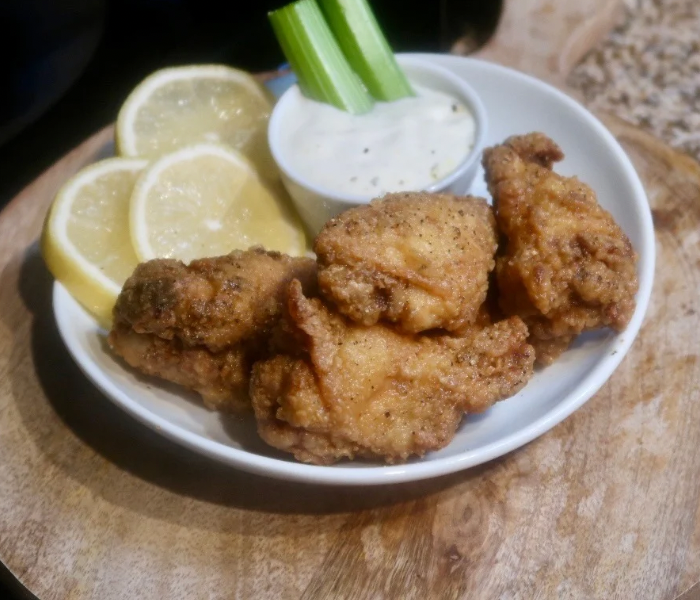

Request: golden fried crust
left=482, top=133, right=639, bottom=364
left=250, top=356, right=374, bottom=464
left=109, top=324, right=250, bottom=412
left=314, top=192, right=498, bottom=333
left=528, top=335, right=575, bottom=367
left=112, top=247, right=316, bottom=352
left=497, top=132, right=564, bottom=169
left=109, top=247, right=316, bottom=410
left=250, top=280, right=535, bottom=465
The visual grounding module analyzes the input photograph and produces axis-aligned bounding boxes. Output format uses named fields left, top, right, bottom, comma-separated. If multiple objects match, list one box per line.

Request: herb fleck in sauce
left=279, top=83, right=476, bottom=196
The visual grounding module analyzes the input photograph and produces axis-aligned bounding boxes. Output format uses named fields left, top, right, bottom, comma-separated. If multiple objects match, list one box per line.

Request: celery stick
left=269, top=0, right=374, bottom=114
left=319, top=0, right=413, bottom=101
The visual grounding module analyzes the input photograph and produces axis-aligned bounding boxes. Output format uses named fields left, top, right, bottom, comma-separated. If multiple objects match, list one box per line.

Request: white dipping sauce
left=278, top=83, right=476, bottom=197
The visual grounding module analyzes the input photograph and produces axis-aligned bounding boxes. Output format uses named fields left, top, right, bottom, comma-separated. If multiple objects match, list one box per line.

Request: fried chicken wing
left=250, top=280, right=534, bottom=464
left=482, top=133, right=639, bottom=364
left=109, top=247, right=316, bottom=411
left=314, top=192, right=498, bottom=333
left=109, top=325, right=251, bottom=410
left=112, top=247, right=316, bottom=351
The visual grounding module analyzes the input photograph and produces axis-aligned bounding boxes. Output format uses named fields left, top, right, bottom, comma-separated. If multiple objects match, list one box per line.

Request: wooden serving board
left=3, top=1, right=700, bottom=599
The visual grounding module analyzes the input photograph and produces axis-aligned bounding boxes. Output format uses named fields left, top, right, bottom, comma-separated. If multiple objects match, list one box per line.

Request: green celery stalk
left=269, top=0, right=374, bottom=114
left=318, top=0, right=413, bottom=101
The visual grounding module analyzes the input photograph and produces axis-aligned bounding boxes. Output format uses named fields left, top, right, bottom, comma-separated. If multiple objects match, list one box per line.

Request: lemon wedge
left=42, top=158, right=147, bottom=325
left=116, top=65, right=276, bottom=176
left=129, top=143, right=306, bottom=263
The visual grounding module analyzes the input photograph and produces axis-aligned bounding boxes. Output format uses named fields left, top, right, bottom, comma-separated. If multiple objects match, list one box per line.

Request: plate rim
left=52, top=53, right=656, bottom=486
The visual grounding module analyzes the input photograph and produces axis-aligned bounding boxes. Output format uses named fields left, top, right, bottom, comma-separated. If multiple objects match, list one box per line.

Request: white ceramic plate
left=53, top=53, right=655, bottom=485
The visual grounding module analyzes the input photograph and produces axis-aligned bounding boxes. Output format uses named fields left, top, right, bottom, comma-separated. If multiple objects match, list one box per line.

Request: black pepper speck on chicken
left=313, top=192, right=498, bottom=333
left=482, top=133, right=639, bottom=364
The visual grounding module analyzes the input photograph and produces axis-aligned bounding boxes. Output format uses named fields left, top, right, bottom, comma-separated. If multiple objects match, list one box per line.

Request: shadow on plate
left=4, top=244, right=510, bottom=527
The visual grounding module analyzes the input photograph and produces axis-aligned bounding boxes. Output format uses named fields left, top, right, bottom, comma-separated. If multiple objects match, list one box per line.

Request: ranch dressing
left=278, top=83, right=476, bottom=197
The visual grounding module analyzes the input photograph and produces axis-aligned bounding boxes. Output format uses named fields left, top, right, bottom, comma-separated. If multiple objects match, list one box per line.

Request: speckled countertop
left=568, top=0, right=700, bottom=160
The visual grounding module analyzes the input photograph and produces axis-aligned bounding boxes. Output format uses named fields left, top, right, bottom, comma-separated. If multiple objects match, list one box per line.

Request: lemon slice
left=116, top=65, right=276, bottom=176
left=42, top=158, right=147, bottom=325
left=129, top=143, right=306, bottom=263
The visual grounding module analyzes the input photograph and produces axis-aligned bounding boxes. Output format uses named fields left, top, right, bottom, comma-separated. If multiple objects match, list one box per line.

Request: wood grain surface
left=3, top=1, right=700, bottom=599
left=473, top=0, right=626, bottom=89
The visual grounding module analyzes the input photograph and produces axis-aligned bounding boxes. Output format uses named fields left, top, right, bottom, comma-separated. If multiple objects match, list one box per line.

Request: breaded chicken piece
left=483, top=133, right=639, bottom=364
left=109, top=325, right=250, bottom=410
left=109, top=247, right=316, bottom=411
left=250, top=280, right=534, bottom=465
left=112, top=247, right=316, bottom=351
left=314, top=192, right=498, bottom=333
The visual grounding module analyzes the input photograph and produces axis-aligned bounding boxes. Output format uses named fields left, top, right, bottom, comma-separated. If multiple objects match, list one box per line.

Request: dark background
left=0, top=1, right=500, bottom=597
left=0, top=0, right=500, bottom=209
